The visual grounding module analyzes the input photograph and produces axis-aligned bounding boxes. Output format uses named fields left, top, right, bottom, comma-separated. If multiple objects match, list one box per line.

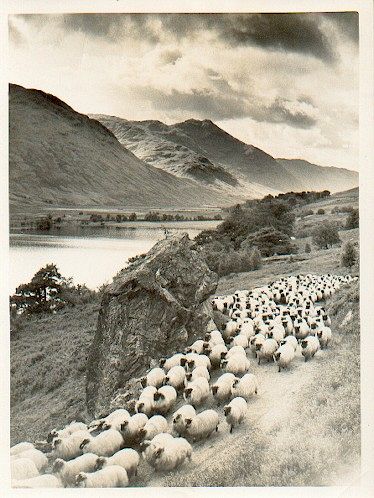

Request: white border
left=1, top=1, right=373, bottom=497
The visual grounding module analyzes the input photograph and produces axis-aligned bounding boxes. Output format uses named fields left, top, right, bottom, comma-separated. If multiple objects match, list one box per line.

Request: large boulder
left=86, top=233, right=218, bottom=417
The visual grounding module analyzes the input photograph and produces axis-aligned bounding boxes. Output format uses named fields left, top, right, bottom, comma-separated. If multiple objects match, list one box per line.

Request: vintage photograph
left=5, top=5, right=366, bottom=491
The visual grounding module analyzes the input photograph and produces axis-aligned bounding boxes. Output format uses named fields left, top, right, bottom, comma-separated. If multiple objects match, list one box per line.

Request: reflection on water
left=9, top=225, right=206, bottom=294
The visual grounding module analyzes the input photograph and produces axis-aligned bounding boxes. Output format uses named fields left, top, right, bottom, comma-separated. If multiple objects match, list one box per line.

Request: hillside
left=277, top=158, right=358, bottom=193
left=9, top=84, right=237, bottom=219
left=93, top=115, right=358, bottom=196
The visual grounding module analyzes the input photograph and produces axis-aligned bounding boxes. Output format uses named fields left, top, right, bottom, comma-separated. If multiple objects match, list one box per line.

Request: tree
left=241, top=227, right=298, bottom=257
left=128, top=212, right=137, bottom=221
left=345, top=209, right=359, bottom=229
left=312, top=222, right=341, bottom=249
left=341, top=241, right=358, bottom=269
left=10, top=264, right=65, bottom=314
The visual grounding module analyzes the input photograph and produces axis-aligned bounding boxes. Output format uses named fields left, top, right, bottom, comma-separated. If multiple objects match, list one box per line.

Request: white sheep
left=135, top=386, right=157, bottom=416
left=273, top=343, right=295, bottom=372
left=223, top=320, right=240, bottom=340
left=238, top=321, right=255, bottom=339
left=211, top=373, right=237, bottom=405
left=52, top=453, right=98, bottom=487
left=12, top=475, right=63, bottom=488
left=121, top=413, right=148, bottom=444
left=51, top=429, right=92, bottom=461
left=267, top=324, right=285, bottom=343
left=47, top=421, right=88, bottom=443
left=95, top=448, right=139, bottom=479
left=172, top=405, right=196, bottom=436
left=183, top=377, right=210, bottom=407
left=159, top=353, right=185, bottom=372
left=10, top=442, right=35, bottom=456
left=11, top=458, right=39, bottom=480
left=76, top=465, right=129, bottom=488
left=231, top=373, right=258, bottom=400
left=227, top=334, right=249, bottom=349
left=80, top=429, right=123, bottom=457
left=206, top=343, right=228, bottom=368
left=185, top=365, right=210, bottom=383
left=140, top=433, right=174, bottom=464
left=280, top=335, right=298, bottom=352
left=102, top=409, right=131, bottom=431
left=300, top=336, right=320, bottom=361
left=221, top=353, right=250, bottom=376
left=204, top=330, right=225, bottom=346
left=141, top=367, right=166, bottom=388
left=153, top=385, right=177, bottom=415
left=138, top=415, right=169, bottom=441
left=184, top=410, right=219, bottom=442
left=186, top=340, right=205, bottom=354
left=294, top=319, right=310, bottom=340
left=185, top=353, right=211, bottom=371
left=164, top=365, right=187, bottom=391
left=224, top=397, right=248, bottom=433
left=250, top=333, right=266, bottom=357
left=151, top=437, right=192, bottom=471
left=11, top=448, right=48, bottom=472
left=256, top=338, right=278, bottom=365
left=316, top=326, right=332, bottom=349
left=223, top=345, right=247, bottom=360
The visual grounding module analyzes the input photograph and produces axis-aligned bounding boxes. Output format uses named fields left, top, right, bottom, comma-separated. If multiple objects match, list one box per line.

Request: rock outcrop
left=86, top=233, right=218, bottom=417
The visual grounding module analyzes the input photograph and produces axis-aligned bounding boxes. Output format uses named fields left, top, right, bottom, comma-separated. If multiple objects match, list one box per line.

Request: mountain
left=93, top=115, right=358, bottom=196
left=9, top=84, right=239, bottom=216
left=277, top=159, right=358, bottom=193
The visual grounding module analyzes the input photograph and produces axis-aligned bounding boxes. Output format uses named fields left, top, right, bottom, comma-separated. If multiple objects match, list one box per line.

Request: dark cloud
left=129, top=85, right=317, bottom=128
left=14, top=12, right=358, bottom=63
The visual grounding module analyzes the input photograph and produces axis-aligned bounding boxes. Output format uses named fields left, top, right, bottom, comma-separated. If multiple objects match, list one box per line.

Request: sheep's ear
left=185, top=418, right=192, bottom=425
left=52, top=459, right=64, bottom=472
left=79, top=439, right=90, bottom=449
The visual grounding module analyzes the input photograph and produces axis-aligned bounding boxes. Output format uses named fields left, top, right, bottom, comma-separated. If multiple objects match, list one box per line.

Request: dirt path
left=130, top=345, right=330, bottom=487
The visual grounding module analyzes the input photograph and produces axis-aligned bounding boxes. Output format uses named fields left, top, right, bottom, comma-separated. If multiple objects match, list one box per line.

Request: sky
left=8, top=12, right=359, bottom=171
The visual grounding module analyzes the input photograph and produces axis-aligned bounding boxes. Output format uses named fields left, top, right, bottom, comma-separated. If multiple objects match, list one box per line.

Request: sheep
left=150, top=437, right=192, bottom=471
left=256, top=338, right=278, bottom=365
left=186, top=340, right=205, bottom=354
left=222, top=345, right=247, bottom=360
left=135, top=386, right=157, bottom=416
left=211, top=373, right=237, bottom=405
left=102, top=409, right=131, bottom=432
left=294, top=319, right=310, bottom=340
left=227, top=334, right=249, bottom=349
left=300, top=336, right=320, bottom=361
left=159, top=353, right=185, bottom=372
left=316, top=326, right=332, bottom=349
left=223, top=320, right=240, bottom=340
left=221, top=354, right=251, bottom=376
left=172, top=405, right=196, bottom=436
left=231, top=373, right=258, bottom=400
left=280, top=335, right=298, bottom=352
left=204, top=330, right=225, bottom=346
left=12, top=475, right=63, bottom=488
left=95, top=448, right=140, bottom=479
left=206, top=343, right=228, bottom=368
left=250, top=333, right=266, bottom=357
left=51, top=430, right=92, bottom=461
left=140, top=368, right=166, bottom=388
left=224, top=397, right=248, bottom=433
left=52, top=453, right=98, bottom=487
left=185, top=365, right=210, bottom=383
left=273, top=343, right=296, bottom=372
left=120, top=413, right=148, bottom=444
left=153, top=385, right=177, bottom=415
left=140, top=433, right=174, bottom=464
left=238, top=321, right=255, bottom=339
left=11, top=448, right=48, bottom=472
left=47, top=421, right=88, bottom=443
left=80, top=429, right=123, bottom=457
left=184, top=410, right=219, bottom=442
left=76, top=465, right=129, bottom=488
left=185, top=353, right=211, bottom=372
left=267, top=324, right=285, bottom=343
left=11, top=458, right=39, bottom=480
left=138, top=415, right=169, bottom=441
left=183, top=377, right=210, bottom=408
left=164, top=365, right=186, bottom=391
left=10, top=441, right=35, bottom=456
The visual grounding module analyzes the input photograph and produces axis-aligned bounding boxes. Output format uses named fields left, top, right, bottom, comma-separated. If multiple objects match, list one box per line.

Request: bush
left=36, top=215, right=52, bottom=230
left=305, top=243, right=311, bottom=253
left=345, top=209, right=359, bottom=229
left=341, top=242, right=358, bottom=269
left=300, top=209, right=314, bottom=217
left=312, top=222, right=341, bottom=249
left=317, top=208, right=325, bottom=215
left=241, top=227, right=298, bottom=257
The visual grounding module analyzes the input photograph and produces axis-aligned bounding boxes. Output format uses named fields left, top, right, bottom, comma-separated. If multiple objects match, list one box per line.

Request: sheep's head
left=138, top=428, right=147, bottom=439
left=184, top=388, right=192, bottom=397
left=211, top=385, right=218, bottom=396
left=139, top=441, right=150, bottom=453
left=220, top=351, right=227, bottom=359
left=173, top=414, right=181, bottom=423
left=154, top=447, right=164, bottom=459
left=140, top=377, right=147, bottom=388
left=53, top=438, right=62, bottom=449
left=301, top=340, right=307, bottom=349
left=52, top=459, right=64, bottom=473
left=180, top=358, right=188, bottom=367
left=47, top=429, right=58, bottom=443
left=223, top=406, right=231, bottom=416
left=221, top=359, right=228, bottom=367
left=185, top=347, right=192, bottom=354
left=317, top=331, right=323, bottom=338
left=232, top=378, right=240, bottom=388
left=95, top=457, right=106, bottom=471
left=188, top=360, right=195, bottom=369
left=75, top=472, right=87, bottom=487
left=154, top=392, right=164, bottom=402
left=79, top=439, right=90, bottom=450
left=159, top=358, right=166, bottom=367
left=255, top=343, right=263, bottom=351
left=274, top=352, right=281, bottom=361
left=164, top=377, right=170, bottom=385
left=120, top=421, right=129, bottom=431
left=186, top=373, right=192, bottom=381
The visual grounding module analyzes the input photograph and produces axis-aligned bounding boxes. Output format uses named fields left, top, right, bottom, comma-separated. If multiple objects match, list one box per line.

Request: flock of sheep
left=10, top=273, right=357, bottom=488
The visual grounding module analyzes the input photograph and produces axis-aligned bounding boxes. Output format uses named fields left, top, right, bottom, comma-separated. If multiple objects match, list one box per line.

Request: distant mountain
left=93, top=115, right=358, bottom=196
left=9, top=84, right=239, bottom=216
left=276, top=159, right=358, bottom=194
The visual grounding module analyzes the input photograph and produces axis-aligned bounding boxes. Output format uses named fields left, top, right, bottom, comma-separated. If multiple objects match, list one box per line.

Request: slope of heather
left=277, top=158, right=358, bottom=193
left=9, top=84, right=235, bottom=218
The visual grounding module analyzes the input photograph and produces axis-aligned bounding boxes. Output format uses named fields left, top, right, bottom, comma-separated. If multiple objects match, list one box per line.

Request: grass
left=10, top=300, right=100, bottom=445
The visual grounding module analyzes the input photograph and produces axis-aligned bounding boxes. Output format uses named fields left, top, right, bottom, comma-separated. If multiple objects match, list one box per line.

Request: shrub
left=241, top=227, right=298, bottom=257
left=312, top=222, right=341, bottom=249
left=317, top=208, right=325, bottom=215
left=341, top=242, right=358, bottom=269
left=128, top=212, right=137, bottom=221
left=345, top=209, right=359, bottom=229
left=36, top=215, right=52, bottom=230
left=305, top=243, right=311, bottom=253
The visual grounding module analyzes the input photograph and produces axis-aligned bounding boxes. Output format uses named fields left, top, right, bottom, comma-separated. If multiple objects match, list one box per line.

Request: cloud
left=159, top=49, right=182, bottom=66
